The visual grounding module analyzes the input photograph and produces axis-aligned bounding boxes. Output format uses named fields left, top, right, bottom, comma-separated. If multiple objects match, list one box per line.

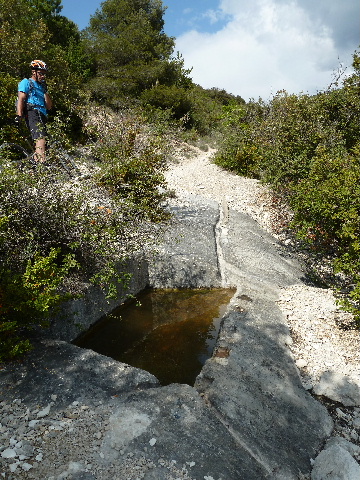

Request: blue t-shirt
left=18, top=78, right=47, bottom=116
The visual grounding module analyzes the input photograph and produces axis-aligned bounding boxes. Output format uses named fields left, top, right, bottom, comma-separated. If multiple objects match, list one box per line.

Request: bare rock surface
left=1, top=144, right=359, bottom=479
left=165, top=145, right=359, bottom=398
left=165, top=145, right=360, bottom=475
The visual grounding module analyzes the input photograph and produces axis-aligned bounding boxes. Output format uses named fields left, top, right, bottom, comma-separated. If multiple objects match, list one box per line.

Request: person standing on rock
left=16, top=60, right=53, bottom=163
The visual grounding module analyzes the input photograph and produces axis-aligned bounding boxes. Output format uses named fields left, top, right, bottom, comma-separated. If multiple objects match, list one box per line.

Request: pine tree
left=84, top=0, right=177, bottom=103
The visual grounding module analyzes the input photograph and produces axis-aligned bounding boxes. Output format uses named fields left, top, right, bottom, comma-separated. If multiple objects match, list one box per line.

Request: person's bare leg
left=35, top=137, right=46, bottom=163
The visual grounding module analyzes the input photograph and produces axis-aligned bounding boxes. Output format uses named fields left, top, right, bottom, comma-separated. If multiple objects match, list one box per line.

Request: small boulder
left=313, top=371, right=360, bottom=407
left=311, top=445, right=360, bottom=480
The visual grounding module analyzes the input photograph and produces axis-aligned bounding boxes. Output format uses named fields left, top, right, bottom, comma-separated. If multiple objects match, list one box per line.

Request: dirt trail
left=165, top=146, right=275, bottom=232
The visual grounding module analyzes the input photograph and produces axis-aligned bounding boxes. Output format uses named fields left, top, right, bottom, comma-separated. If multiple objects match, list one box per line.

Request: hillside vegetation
left=0, top=0, right=359, bottom=360
left=0, top=0, right=243, bottom=360
left=215, top=51, right=360, bottom=324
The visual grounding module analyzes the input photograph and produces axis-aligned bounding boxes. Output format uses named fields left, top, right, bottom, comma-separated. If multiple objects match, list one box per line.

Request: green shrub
left=215, top=135, right=262, bottom=177
left=214, top=103, right=261, bottom=176
left=185, top=86, right=230, bottom=136
left=289, top=144, right=360, bottom=320
left=0, top=321, right=32, bottom=363
left=215, top=87, right=354, bottom=187
left=290, top=146, right=360, bottom=251
left=140, top=85, right=192, bottom=121
left=0, top=247, right=78, bottom=361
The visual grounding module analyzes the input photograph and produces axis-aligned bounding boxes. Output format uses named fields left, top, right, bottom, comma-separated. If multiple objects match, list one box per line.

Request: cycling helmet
left=30, top=59, right=48, bottom=71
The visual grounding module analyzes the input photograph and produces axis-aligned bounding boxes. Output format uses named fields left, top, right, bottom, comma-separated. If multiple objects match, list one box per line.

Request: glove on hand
left=14, top=115, right=23, bottom=126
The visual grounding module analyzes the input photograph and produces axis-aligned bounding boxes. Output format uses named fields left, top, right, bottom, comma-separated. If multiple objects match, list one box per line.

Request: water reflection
left=74, top=288, right=235, bottom=385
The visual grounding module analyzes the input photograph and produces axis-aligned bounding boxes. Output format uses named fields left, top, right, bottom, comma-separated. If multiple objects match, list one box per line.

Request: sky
left=60, top=0, right=360, bottom=101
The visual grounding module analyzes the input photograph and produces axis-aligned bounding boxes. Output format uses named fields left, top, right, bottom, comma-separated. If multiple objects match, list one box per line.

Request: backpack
left=15, top=78, right=35, bottom=113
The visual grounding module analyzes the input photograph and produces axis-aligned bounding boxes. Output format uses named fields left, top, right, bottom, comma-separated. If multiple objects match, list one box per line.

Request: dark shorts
left=25, top=108, right=47, bottom=140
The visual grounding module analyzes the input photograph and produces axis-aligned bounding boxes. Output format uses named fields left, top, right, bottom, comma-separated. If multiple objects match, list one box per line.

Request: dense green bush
left=0, top=75, right=20, bottom=144
left=214, top=103, right=261, bottom=176
left=290, top=146, right=360, bottom=251
left=140, top=84, right=244, bottom=136
left=0, top=169, right=84, bottom=360
left=215, top=91, right=346, bottom=186
left=185, top=86, right=236, bottom=136
left=290, top=145, right=360, bottom=312
left=0, top=246, right=78, bottom=360
left=140, top=85, right=192, bottom=121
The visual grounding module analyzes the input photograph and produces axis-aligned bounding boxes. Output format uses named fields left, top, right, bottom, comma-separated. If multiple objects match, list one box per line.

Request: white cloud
left=203, top=9, right=224, bottom=25
left=175, top=0, right=359, bottom=100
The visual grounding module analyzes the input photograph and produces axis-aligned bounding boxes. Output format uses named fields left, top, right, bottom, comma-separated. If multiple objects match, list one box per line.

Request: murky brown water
left=74, top=288, right=235, bottom=385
